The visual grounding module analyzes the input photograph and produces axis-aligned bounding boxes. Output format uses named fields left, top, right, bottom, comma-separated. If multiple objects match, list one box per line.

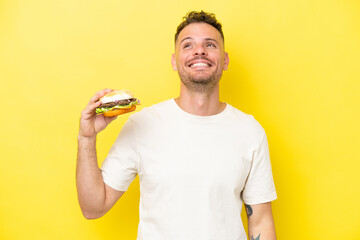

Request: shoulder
left=225, top=104, right=266, bottom=142
left=128, top=99, right=173, bottom=125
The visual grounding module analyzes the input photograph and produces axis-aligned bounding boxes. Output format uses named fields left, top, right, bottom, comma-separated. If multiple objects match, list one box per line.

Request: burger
left=96, top=90, right=140, bottom=117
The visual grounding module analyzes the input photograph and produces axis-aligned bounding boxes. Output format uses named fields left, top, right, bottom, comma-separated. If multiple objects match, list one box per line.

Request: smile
left=189, top=62, right=211, bottom=67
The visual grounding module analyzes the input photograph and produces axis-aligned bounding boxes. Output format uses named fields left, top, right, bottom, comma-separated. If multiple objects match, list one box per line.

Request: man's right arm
left=76, top=89, right=125, bottom=219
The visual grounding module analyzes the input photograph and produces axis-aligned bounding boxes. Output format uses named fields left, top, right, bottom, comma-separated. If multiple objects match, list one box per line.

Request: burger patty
left=99, top=98, right=137, bottom=108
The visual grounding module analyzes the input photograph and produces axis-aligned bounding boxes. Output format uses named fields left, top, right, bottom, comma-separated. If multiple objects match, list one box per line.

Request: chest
left=137, top=123, right=254, bottom=192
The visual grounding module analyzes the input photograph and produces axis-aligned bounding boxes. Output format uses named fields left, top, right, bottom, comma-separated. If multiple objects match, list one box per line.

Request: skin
left=171, top=22, right=229, bottom=116
left=76, top=23, right=276, bottom=240
left=76, top=23, right=231, bottom=217
left=76, top=88, right=124, bottom=219
left=246, top=202, right=277, bottom=240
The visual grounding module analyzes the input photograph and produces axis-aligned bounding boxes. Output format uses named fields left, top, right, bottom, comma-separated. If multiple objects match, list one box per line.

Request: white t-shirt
left=101, top=99, right=277, bottom=240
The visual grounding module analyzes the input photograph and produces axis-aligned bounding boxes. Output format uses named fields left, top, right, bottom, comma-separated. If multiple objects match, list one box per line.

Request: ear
left=171, top=54, right=178, bottom=71
left=223, top=52, right=229, bottom=71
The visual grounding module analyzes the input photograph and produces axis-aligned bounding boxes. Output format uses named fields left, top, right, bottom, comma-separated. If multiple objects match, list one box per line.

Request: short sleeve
left=241, top=133, right=277, bottom=205
left=100, top=118, right=139, bottom=191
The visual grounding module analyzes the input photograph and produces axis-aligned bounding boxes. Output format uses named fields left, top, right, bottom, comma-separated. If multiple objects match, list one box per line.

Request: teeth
left=191, top=62, right=209, bottom=67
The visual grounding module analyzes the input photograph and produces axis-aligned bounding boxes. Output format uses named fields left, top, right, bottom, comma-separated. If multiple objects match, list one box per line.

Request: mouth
left=186, top=56, right=213, bottom=68
left=189, top=62, right=212, bottom=68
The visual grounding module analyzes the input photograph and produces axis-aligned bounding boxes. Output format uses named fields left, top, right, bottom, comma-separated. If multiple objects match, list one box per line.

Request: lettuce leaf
left=95, top=101, right=139, bottom=114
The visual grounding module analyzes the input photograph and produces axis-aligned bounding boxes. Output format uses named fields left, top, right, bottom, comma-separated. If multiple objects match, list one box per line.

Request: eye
left=206, top=43, right=216, bottom=48
left=183, top=44, right=192, bottom=49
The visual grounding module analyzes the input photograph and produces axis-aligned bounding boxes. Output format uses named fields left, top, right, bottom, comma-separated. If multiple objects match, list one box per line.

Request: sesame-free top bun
left=105, top=89, right=133, bottom=97
left=100, top=90, right=134, bottom=103
left=102, top=105, right=136, bottom=117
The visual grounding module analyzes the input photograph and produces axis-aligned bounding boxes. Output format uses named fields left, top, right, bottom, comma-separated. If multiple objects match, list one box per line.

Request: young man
left=77, top=11, right=277, bottom=240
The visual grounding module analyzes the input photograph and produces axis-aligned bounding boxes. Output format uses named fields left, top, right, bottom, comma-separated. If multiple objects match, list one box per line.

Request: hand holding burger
left=79, top=89, right=139, bottom=139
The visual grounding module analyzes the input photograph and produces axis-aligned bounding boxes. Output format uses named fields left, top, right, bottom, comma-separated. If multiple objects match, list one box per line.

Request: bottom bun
left=103, top=105, right=136, bottom=117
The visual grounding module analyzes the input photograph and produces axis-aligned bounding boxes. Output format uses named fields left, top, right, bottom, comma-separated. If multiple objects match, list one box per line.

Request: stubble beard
left=178, top=67, right=223, bottom=94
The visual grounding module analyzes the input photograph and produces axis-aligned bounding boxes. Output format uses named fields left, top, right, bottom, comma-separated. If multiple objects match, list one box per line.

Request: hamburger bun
left=103, top=105, right=137, bottom=117
left=95, top=89, right=140, bottom=117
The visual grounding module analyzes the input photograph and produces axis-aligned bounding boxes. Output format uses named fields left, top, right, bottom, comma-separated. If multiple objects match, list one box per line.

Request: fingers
left=82, top=88, right=113, bottom=119
left=88, top=88, right=113, bottom=105
left=85, top=101, right=101, bottom=114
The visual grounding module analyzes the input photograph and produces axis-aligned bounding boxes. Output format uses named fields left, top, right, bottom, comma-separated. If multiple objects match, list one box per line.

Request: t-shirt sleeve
left=241, top=133, right=277, bottom=205
left=100, top=118, right=139, bottom=191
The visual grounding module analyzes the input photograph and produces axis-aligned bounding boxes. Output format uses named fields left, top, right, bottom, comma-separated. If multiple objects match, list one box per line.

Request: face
left=172, top=23, right=229, bottom=93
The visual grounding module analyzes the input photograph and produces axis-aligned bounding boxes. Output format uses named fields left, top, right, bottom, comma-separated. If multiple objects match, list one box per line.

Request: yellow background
left=1, top=0, right=359, bottom=239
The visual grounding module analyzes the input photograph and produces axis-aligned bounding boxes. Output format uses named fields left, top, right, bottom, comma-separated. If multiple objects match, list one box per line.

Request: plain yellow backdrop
left=1, top=0, right=359, bottom=239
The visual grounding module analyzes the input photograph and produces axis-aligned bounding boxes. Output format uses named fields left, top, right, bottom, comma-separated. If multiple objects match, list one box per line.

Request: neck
left=175, top=82, right=226, bottom=116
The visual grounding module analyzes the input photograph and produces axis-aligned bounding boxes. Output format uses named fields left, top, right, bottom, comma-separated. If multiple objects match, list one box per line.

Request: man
left=77, top=11, right=277, bottom=240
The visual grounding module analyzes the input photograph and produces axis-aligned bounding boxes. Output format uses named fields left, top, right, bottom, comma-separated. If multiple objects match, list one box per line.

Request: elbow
left=78, top=199, right=106, bottom=219
left=81, top=208, right=105, bottom=220
left=83, top=213, right=100, bottom=220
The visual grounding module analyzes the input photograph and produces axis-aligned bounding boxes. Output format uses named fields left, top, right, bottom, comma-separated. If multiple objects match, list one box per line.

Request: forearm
left=76, top=135, right=106, bottom=219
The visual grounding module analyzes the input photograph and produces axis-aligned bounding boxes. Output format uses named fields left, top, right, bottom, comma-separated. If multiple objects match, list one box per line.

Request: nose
left=194, top=45, right=207, bottom=56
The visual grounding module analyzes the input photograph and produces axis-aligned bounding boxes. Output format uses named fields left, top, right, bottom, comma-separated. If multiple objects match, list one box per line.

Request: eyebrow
left=180, top=37, right=193, bottom=44
left=205, top=38, right=218, bottom=44
left=180, top=37, right=219, bottom=45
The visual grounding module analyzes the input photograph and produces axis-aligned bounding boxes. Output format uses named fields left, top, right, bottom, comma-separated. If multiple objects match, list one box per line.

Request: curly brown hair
left=175, top=10, right=224, bottom=43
